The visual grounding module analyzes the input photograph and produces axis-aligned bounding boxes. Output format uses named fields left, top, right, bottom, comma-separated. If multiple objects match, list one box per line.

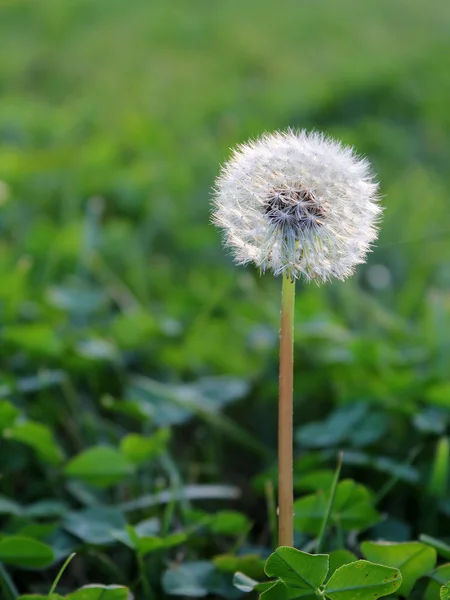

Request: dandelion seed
left=212, top=129, right=381, bottom=282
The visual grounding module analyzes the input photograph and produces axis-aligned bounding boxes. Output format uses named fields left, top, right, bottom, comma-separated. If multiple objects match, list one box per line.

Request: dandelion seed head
left=212, top=129, right=382, bottom=282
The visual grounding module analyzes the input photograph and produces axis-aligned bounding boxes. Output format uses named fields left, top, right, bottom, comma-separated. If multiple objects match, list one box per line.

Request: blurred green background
left=1, top=0, right=450, bottom=596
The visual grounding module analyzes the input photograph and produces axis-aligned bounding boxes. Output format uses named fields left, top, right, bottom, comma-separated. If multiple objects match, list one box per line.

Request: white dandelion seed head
left=212, top=129, right=382, bottom=283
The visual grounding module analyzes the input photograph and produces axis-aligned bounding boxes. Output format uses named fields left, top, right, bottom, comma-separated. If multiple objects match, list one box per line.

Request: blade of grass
left=265, top=479, right=278, bottom=550
left=0, top=563, right=18, bottom=600
left=48, top=553, right=76, bottom=596
left=117, top=483, right=241, bottom=512
left=160, top=453, right=191, bottom=519
left=316, top=451, right=343, bottom=553
left=419, top=534, right=450, bottom=560
left=136, top=550, right=155, bottom=600
left=374, top=445, right=422, bottom=505
left=429, top=437, right=450, bottom=498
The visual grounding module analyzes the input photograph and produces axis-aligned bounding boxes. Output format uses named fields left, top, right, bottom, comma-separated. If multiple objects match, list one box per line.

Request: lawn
left=0, top=0, right=450, bottom=597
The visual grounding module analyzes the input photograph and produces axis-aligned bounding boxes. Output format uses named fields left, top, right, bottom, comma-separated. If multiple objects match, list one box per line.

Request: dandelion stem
left=278, top=274, right=295, bottom=547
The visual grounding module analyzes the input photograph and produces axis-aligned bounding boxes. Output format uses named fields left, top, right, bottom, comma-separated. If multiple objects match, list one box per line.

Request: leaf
left=134, top=517, right=160, bottom=536
left=75, top=338, right=119, bottom=362
left=0, top=495, right=23, bottom=516
left=14, top=370, right=66, bottom=394
left=63, top=507, right=126, bottom=545
left=112, top=525, right=139, bottom=549
left=361, top=541, right=436, bottom=596
left=163, top=531, right=188, bottom=548
left=324, top=560, right=402, bottom=600
left=110, top=308, right=156, bottom=348
left=192, top=376, right=250, bottom=406
left=295, top=403, right=386, bottom=450
left=7, top=421, right=64, bottom=465
left=296, top=403, right=369, bottom=448
left=294, top=479, right=380, bottom=535
left=205, top=569, right=243, bottom=599
left=209, top=510, right=250, bottom=535
left=328, top=550, right=357, bottom=577
left=65, top=446, right=134, bottom=487
left=140, top=532, right=186, bottom=555
left=264, top=547, right=329, bottom=592
left=17, top=522, right=59, bottom=540
left=339, top=452, right=419, bottom=484
left=128, top=375, right=249, bottom=428
left=120, top=429, right=170, bottom=465
left=441, top=583, right=450, bottom=600
left=102, top=396, right=146, bottom=421
left=232, top=572, right=259, bottom=593
left=256, top=582, right=279, bottom=593
left=46, top=529, right=80, bottom=563
left=371, top=517, right=411, bottom=543
left=347, top=412, right=388, bottom=447
left=2, top=323, right=63, bottom=357
left=261, top=581, right=315, bottom=599
left=426, top=382, right=450, bottom=408
left=46, top=284, right=108, bottom=315
left=429, top=437, right=450, bottom=498
left=296, top=469, right=335, bottom=492
left=413, top=408, right=448, bottom=434
left=0, top=400, right=19, bottom=431
left=126, top=377, right=191, bottom=424
left=215, top=554, right=265, bottom=579
left=68, top=585, right=130, bottom=600
left=128, top=375, right=266, bottom=455
left=0, top=536, right=54, bottom=568
left=139, top=536, right=166, bottom=555
left=429, top=564, right=450, bottom=585
left=114, top=525, right=164, bottom=554
left=124, top=518, right=157, bottom=540
left=114, top=521, right=184, bottom=555
left=25, top=499, right=70, bottom=518
left=424, top=563, right=450, bottom=600
left=162, top=561, right=215, bottom=597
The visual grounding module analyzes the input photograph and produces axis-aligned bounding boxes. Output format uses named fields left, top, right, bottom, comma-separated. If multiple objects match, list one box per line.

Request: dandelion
left=212, top=130, right=381, bottom=548
left=212, top=129, right=381, bottom=282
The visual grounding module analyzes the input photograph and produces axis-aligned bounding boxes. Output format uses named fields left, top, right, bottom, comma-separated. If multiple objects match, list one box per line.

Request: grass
left=0, top=0, right=450, bottom=597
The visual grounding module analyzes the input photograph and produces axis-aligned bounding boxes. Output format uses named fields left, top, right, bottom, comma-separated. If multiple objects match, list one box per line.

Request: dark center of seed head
left=264, top=187, right=325, bottom=230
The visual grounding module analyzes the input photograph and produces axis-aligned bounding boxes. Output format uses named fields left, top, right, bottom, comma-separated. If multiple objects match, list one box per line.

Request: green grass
left=0, top=0, right=450, bottom=597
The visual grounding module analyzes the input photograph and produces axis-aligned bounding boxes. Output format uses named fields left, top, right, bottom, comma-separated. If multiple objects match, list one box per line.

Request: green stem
left=48, top=553, right=76, bottom=596
left=0, top=563, right=18, bottom=600
left=419, top=534, right=450, bottom=560
left=137, top=551, right=154, bottom=600
left=278, top=275, right=296, bottom=547
left=316, top=452, right=343, bottom=553
left=265, top=479, right=278, bottom=549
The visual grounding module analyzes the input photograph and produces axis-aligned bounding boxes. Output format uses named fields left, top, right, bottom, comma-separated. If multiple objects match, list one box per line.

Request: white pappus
left=212, top=129, right=382, bottom=282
